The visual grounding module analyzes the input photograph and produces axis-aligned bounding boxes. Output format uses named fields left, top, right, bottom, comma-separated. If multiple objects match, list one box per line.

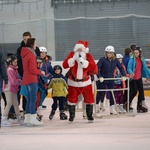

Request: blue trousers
left=51, top=97, right=66, bottom=111
left=96, top=81, right=115, bottom=106
left=25, top=83, right=38, bottom=114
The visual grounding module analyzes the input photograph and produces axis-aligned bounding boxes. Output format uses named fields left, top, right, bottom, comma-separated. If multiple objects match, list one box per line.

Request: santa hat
left=73, top=40, right=89, bottom=53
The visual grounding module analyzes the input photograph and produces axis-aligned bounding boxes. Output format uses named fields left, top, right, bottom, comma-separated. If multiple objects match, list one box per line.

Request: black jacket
left=0, top=52, right=8, bottom=85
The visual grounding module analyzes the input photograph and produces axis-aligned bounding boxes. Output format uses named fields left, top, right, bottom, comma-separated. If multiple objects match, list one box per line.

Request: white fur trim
left=74, top=44, right=85, bottom=52
left=68, top=58, right=75, bottom=67
left=82, top=60, right=89, bottom=68
left=83, top=48, right=89, bottom=53
left=77, top=62, right=83, bottom=79
left=67, top=102, right=76, bottom=105
left=68, top=78, right=91, bottom=87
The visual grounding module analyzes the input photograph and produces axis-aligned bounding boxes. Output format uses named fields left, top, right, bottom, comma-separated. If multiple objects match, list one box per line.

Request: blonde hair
left=104, top=52, right=116, bottom=60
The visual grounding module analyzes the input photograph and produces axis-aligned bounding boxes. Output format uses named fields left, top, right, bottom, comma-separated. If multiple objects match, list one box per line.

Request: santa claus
left=62, top=40, right=97, bottom=122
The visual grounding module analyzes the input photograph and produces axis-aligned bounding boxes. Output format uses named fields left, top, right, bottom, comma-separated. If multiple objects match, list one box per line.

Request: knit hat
left=73, top=40, right=89, bottom=53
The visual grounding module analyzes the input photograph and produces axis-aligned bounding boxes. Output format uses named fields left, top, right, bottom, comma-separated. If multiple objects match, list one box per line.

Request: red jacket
left=21, top=47, right=42, bottom=85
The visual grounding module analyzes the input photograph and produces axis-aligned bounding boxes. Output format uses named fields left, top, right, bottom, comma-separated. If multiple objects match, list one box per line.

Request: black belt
left=71, top=73, right=88, bottom=82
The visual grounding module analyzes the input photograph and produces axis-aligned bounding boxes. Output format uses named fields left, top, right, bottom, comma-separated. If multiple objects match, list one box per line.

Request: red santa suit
left=62, top=40, right=97, bottom=105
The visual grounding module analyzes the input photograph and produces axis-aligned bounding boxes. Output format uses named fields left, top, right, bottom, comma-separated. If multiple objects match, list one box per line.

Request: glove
left=99, top=77, right=104, bottom=83
left=73, top=52, right=80, bottom=60
left=121, top=76, right=126, bottom=81
left=78, top=57, right=85, bottom=64
left=79, top=52, right=86, bottom=59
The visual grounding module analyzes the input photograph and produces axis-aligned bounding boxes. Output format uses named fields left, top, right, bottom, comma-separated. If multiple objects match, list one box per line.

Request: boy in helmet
left=48, top=65, right=68, bottom=120
left=96, top=46, right=126, bottom=115
left=39, top=46, right=53, bottom=108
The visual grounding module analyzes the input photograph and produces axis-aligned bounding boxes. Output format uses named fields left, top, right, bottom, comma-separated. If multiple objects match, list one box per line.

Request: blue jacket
left=123, top=55, right=130, bottom=69
left=127, top=56, right=150, bottom=78
left=97, top=57, right=126, bottom=80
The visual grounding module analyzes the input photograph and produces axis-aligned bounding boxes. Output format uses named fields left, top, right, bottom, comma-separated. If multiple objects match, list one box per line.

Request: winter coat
left=122, top=55, right=130, bottom=69
left=41, top=56, right=53, bottom=77
left=97, top=57, right=126, bottom=81
left=21, top=47, right=42, bottom=85
left=3, top=65, right=21, bottom=93
left=0, top=52, right=8, bottom=85
left=127, top=56, right=150, bottom=79
left=48, top=73, right=68, bottom=97
left=16, top=40, right=41, bottom=77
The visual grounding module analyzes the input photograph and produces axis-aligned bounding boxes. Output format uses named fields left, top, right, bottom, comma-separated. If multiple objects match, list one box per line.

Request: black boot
left=137, top=105, right=148, bottom=113
left=49, top=110, right=55, bottom=120
left=60, top=111, right=68, bottom=120
left=86, top=104, right=94, bottom=123
left=68, top=105, right=75, bottom=122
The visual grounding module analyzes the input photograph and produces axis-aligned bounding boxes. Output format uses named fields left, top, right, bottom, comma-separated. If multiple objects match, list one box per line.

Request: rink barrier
left=93, top=77, right=135, bottom=118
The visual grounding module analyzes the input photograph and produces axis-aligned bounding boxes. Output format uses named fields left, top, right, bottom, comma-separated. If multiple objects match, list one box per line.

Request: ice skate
left=110, top=105, right=117, bottom=115
left=142, top=100, right=148, bottom=110
left=68, top=105, right=75, bottom=122
left=100, top=102, right=105, bottom=112
left=30, top=114, right=43, bottom=126
left=60, top=111, right=68, bottom=120
left=137, top=105, right=148, bottom=113
left=37, top=114, right=43, bottom=122
left=49, top=110, right=55, bottom=120
left=17, top=115, right=24, bottom=125
left=1, top=116, right=12, bottom=127
left=119, top=104, right=126, bottom=114
left=86, top=104, right=94, bottom=123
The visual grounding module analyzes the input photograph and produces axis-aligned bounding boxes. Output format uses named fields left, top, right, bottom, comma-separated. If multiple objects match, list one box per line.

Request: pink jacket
left=3, top=65, right=21, bottom=93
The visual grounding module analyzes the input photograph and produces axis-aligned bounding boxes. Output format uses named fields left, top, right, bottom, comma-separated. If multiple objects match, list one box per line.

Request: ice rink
left=1, top=97, right=150, bottom=150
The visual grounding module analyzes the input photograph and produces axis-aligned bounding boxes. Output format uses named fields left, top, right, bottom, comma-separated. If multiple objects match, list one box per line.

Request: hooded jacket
left=21, top=47, right=42, bottom=85
left=16, top=40, right=40, bottom=77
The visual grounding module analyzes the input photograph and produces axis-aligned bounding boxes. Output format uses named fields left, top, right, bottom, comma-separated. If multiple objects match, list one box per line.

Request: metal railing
left=93, top=77, right=130, bottom=117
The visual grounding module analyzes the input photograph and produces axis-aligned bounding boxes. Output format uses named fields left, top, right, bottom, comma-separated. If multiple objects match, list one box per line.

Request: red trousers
left=68, top=84, right=94, bottom=104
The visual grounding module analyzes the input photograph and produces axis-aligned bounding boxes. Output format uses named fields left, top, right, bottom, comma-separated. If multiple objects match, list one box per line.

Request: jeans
left=51, top=97, right=66, bottom=111
left=25, top=83, right=38, bottom=114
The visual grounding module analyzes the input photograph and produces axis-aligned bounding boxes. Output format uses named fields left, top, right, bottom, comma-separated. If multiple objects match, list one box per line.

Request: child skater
left=48, top=65, right=68, bottom=120
left=1, top=55, right=23, bottom=126
left=35, top=57, right=48, bottom=121
left=97, top=46, right=126, bottom=115
left=39, top=46, right=53, bottom=109
left=127, top=46, right=150, bottom=113
left=114, top=54, right=127, bottom=114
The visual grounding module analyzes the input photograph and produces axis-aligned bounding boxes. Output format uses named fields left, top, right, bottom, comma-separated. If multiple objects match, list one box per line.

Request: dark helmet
left=36, top=56, right=43, bottom=63
left=53, top=65, right=62, bottom=74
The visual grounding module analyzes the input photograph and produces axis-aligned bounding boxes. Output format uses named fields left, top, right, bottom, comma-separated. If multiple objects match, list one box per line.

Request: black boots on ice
left=68, top=105, right=75, bottom=122
left=86, top=104, right=94, bottom=123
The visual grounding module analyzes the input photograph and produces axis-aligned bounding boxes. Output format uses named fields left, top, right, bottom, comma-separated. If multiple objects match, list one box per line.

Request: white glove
left=78, top=57, right=85, bottom=64
left=79, top=52, right=86, bottom=59
left=121, top=76, right=126, bottom=81
left=73, top=52, right=80, bottom=60
left=99, top=77, right=104, bottom=82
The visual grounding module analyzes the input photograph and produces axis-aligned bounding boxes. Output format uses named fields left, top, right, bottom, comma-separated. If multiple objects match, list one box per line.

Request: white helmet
left=105, top=46, right=115, bottom=52
left=116, top=54, right=123, bottom=59
left=39, top=46, right=47, bottom=52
